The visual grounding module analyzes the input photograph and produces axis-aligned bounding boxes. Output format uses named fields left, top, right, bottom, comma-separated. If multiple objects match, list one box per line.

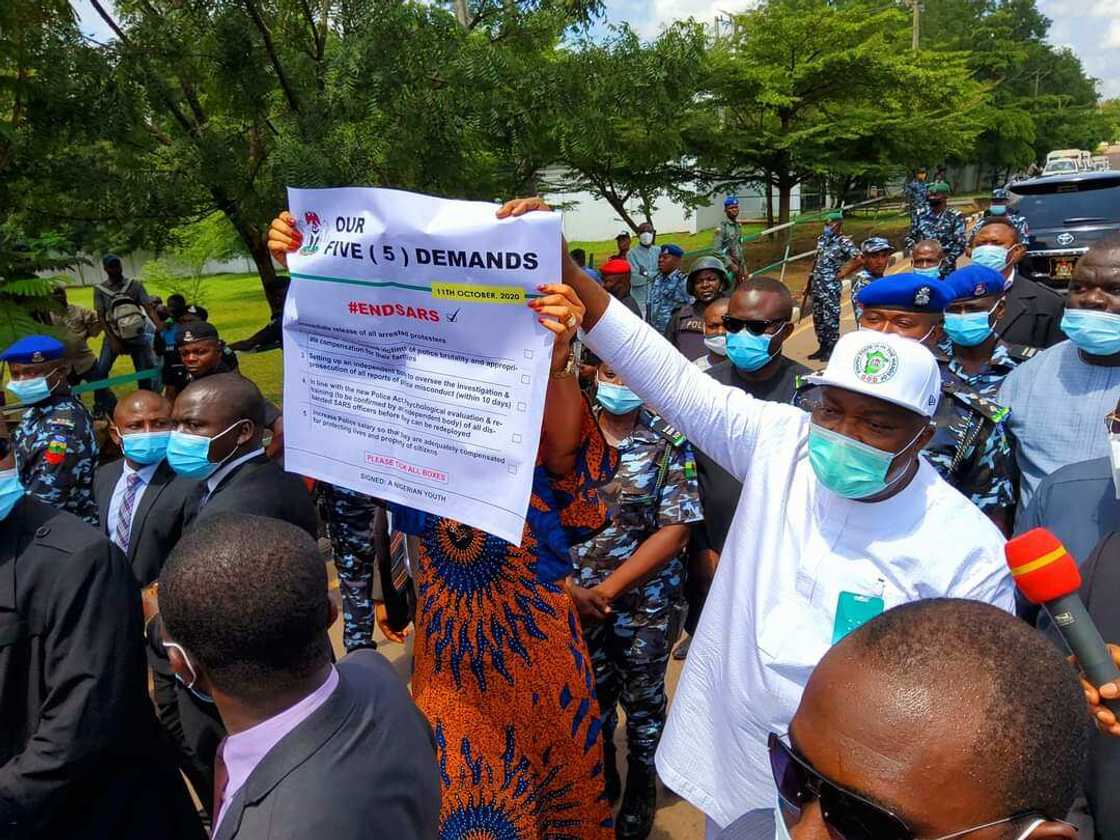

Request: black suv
left=1010, top=171, right=1120, bottom=289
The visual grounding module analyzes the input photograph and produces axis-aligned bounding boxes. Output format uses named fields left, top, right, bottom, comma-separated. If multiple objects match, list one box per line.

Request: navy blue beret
left=660, top=244, right=684, bottom=257
left=946, top=264, right=1007, bottom=300
left=0, top=335, right=65, bottom=364
left=855, top=273, right=954, bottom=313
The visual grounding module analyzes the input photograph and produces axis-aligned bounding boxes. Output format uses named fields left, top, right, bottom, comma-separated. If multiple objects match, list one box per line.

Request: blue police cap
left=861, top=237, right=892, bottom=255
left=724, top=196, right=739, bottom=207
left=660, top=244, right=684, bottom=257
left=855, top=273, right=954, bottom=313
left=946, top=264, right=1006, bottom=301
left=991, top=188, right=1009, bottom=200
left=0, top=335, right=65, bottom=364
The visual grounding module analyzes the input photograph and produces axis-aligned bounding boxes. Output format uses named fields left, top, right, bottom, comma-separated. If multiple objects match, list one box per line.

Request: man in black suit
left=158, top=513, right=440, bottom=840
left=0, top=434, right=204, bottom=840
left=972, top=217, right=1066, bottom=349
left=95, top=390, right=198, bottom=586
left=168, top=373, right=316, bottom=537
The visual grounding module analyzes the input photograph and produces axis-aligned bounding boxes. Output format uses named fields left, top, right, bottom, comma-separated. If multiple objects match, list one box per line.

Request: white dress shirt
left=206, top=447, right=266, bottom=497
left=583, top=298, right=1014, bottom=828
left=106, top=461, right=160, bottom=551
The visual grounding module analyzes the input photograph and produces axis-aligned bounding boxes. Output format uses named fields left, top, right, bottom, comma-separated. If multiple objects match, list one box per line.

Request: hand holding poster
left=282, top=188, right=562, bottom=544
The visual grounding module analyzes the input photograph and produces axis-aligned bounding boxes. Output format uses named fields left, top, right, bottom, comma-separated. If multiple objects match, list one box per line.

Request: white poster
left=282, top=187, right=561, bottom=544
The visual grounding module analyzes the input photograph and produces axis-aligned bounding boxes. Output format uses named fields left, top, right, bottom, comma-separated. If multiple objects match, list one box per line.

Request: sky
left=71, top=0, right=1119, bottom=98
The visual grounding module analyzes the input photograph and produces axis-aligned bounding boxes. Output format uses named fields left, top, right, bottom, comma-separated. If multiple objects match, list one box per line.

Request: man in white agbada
left=495, top=199, right=1015, bottom=839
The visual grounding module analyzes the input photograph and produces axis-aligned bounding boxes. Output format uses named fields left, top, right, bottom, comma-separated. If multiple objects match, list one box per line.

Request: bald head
left=1074, top=233, right=1120, bottom=287
left=911, top=239, right=943, bottom=270
left=789, top=599, right=1087, bottom=838
left=113, top=389, right=171, bottom=427
left=175, top=374, right=265, bottom=430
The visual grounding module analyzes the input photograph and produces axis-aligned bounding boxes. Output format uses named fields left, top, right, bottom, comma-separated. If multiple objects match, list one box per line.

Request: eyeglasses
left=768, top=733, right=1048, bottom=840
left=722, top=316, right=786, bottom=336
left=1106, top=411, right=1120, bottom=435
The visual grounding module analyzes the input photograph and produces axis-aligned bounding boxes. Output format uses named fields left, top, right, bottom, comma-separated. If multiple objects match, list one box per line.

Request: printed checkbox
left=508, top=464, right=519, bottom=475
left=516, top=402, right=527, bottom=412
left=521, top=374, right=531, bottom=384
left=523, top=349, right=534, bottom=359
left=512, top=433, right=522, bottom=444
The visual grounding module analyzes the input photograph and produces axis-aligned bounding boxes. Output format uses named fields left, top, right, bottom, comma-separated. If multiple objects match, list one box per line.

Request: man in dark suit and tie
left=167, top=373, right=316, bottom=537
left=95, top=390, right=198, bottom=586
left=158, top=512, right=440, bottom=839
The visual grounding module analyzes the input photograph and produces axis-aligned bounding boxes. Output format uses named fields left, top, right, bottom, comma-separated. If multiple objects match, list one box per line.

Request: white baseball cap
left=805, top=330, right=941, bottom=417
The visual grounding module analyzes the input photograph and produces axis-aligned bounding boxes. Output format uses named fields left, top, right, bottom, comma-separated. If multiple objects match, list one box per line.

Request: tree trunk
left=778, top=178, right=792, bottom=225
left=225, top=208, right=287, bottom=316
left=763, top=171, right=774, bottom=228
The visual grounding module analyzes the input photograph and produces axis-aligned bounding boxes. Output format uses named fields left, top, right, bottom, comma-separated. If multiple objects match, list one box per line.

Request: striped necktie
left=114, top=472, right=142, bottom=553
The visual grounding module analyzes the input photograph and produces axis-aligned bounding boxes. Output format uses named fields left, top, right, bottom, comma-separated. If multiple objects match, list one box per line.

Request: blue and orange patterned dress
left=404, top=399, right=618, bottom=839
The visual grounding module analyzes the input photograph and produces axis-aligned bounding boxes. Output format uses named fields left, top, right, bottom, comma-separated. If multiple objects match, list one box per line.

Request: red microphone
left=1006, top=528, right=1120, bottom=698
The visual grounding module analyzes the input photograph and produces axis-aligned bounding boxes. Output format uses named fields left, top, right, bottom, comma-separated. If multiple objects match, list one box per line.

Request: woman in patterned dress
left=269, top=211, right=618, bottom=838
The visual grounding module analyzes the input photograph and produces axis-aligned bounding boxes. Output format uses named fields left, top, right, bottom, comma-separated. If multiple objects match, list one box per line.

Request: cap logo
left=974, top=283, right=986, bottom=296
left=914, top=287, right=931, bottom=307
left=854, top=343, right=899, bottom=385
left=30, top=351, right=44, bottom=363
left=182, top=331, right=195, bottom=343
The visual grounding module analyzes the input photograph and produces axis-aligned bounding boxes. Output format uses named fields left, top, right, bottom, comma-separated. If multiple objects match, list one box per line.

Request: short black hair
left=183, top=373, right=266, bottom=427
left=735, top=275, right=795, bottom=318
left=159, top=513, right=332, bottom=701
left=843, top=598, right=1089, bottom=820
left=168, top=293, right=186, bottom=306
left=974, top=216, right=1022, bottom=244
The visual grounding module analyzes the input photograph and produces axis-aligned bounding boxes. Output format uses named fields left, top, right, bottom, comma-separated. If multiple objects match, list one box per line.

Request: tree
left=694, top=0, right=987, bottom=224
left=543, top=22, right=708, bottom=230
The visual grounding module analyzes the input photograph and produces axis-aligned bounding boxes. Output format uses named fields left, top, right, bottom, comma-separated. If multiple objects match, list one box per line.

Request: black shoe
left=616, top=763, right=656, bottom=839
left=603, top=741, right=621, bottom=804
left=807, top=349, right=825, bottom=360
left=672, top=636, right=691, bottom=661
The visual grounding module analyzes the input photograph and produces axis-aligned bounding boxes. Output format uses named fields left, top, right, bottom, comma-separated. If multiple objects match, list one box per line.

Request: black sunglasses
left=768, top=733, right=1047, bottom=840
left=722, top=316, right=786, bottom=335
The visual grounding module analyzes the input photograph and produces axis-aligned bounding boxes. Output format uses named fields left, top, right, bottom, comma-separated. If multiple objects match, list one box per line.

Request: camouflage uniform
left=810, top=228, right=859, bottom=355
left=849, top=268, right=885, bottom=324
left=923, top=360, right=1016, bottom=516
left=320, top=483, right=382, bottom=651
left=905, top=207, right=967, bottom=278
left=712, top=218, right=743, bottom=272
left=947, top=342, right=1036, bottom=398
left=13, top=393, right=98, bottom=525
left=645, top=268, right=691, bottom=335
left=904, top=178, right=929, bottom=224
left=572, top=409, right=702, bottom=777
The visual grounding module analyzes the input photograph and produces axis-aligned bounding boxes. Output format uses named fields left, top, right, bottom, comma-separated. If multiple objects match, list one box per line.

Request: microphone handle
left=1046, top=593, right=1120, bottom=711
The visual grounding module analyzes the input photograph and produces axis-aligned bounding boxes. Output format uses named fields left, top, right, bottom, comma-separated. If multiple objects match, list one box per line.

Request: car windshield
left=1013, top=179, right=1120, bottom=229
left=1044, top=161, right=1077, bottom=173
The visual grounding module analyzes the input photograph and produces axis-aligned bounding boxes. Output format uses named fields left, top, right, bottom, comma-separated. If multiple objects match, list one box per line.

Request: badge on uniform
left=45, top=435, right=68, bottom=465
left=832, top=590, right=885, bottom=644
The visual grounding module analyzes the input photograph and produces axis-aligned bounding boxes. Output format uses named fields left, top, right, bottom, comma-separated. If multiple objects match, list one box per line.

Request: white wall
left=63, top=251, right=257, bottom=287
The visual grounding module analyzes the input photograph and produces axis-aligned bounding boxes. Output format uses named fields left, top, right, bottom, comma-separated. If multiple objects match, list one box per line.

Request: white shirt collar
left=123, top=460, right=160, bottom=485
left=207, top=447, right=266, bottom=493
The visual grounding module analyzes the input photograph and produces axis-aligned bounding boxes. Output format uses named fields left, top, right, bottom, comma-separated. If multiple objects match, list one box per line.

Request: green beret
left=928, top=181, right=951, bottom=194
left=825, top=211, right=844, bottom=222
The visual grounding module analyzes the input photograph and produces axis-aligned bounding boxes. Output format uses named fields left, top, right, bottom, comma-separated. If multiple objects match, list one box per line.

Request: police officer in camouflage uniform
left=712, top=196, right=744, bottom=277
left=849, top=237, right=894, bottom=323
left=968, top=188, right=1030, bottom=246
left=807, top=211, right=860, bottom=361
left=904, top=167, right=929, bottom=225
left=645, top=244, right=690, bottom=334
left=856, top=275, right=1017, bottom=534
left=3, top=335, right=98, bottom=525
left=942, top=264, right=1036, bottom=398
left=904, top=181, right=966, bottom=278
left=570, top=361, right=702, bottom=840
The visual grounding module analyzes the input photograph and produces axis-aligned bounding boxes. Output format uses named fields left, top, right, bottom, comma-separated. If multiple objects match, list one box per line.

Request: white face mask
left=1109, top=433, right=1120, bottom=499
left=638, top=232, right=655, bottom=246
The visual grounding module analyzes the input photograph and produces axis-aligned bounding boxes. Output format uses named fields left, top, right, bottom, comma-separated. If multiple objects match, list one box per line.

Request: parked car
left=1010, top=171, right=1120, bottom=289
left=1042, top=158, right=1079, bottom=176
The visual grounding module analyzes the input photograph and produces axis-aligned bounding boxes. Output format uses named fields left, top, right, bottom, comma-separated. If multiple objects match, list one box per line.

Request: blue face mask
left=971, top=244, right=1008, bottom=273
left=0, top=468, right=24, bottom=521
left=121, top=431, right=171, bottom=465
left=1061, top=309, right=1120, bottom=357
left=944, top=304, right=999, bottom=347
left=912, top=266, right=941, bottom=279
left=807, top=422, right=924, bottom=500
left=6, top=375, right=54, bottom=405
left=596, top=381, right=643, bottom=415
left=726, top=327, right=781, bottom=372
left=989, top=204, right=1007, bottom=216
left=166, top=421, right=244, bottom=479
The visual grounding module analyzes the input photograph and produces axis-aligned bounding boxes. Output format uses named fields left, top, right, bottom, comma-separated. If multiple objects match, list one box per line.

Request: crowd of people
left=2, top=188, right=1120, bottom=840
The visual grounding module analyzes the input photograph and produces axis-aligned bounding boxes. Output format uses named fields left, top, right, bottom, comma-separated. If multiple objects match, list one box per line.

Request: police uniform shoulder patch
left=644, top=413, right=686, bottom=447
left=1003, top=343, right=1038, bottom=362
left=44, top=434, right=69, bottom=465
